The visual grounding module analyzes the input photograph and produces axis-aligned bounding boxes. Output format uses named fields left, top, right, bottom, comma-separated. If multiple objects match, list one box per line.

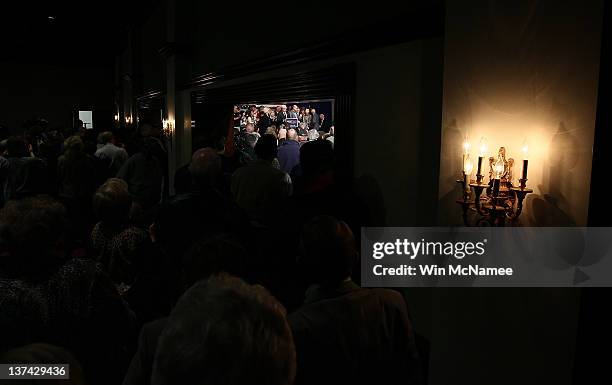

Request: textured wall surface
left=438, top=0, right=603, bottom=226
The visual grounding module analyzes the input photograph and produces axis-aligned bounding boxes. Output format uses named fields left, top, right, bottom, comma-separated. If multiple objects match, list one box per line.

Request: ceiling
left=0, top=1, right=161, bottom=62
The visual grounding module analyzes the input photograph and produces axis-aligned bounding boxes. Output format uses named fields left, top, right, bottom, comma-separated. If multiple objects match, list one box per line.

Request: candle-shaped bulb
left=462, top=137, right=471, bottom=154
left=478, top=137, right=488, bottom=156
left=494, top=155, right=504, bottom=179
left=464, top=159, right=473, bottom=175
left=521, top=142, right=529, bottom=159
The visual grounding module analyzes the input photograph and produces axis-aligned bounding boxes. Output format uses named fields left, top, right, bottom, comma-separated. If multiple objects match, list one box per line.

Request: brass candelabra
left=456, top=146, right=532, bottom=226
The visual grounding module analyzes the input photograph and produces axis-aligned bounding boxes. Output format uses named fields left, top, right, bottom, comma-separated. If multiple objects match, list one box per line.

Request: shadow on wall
left=437, top=118, right=464, bottom=225
left=528, top=121, right=580, bottom=226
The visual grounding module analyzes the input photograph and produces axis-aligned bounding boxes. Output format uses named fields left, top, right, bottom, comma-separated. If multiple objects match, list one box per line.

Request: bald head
left=189, top=148, right=221, bottom=186
left=287, top=129, right=298, bottom=141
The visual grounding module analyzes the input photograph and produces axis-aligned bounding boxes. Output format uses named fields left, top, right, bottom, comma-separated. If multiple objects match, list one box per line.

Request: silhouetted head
left=189, top=148, right=221, bottom=187
left=181, top=234, right=247, bottom=290
left=152, top=275, right=296, bottom=385
left=64, top=135, right=84, bottom=155
left=255, top=134, right=278, bottom=161
left=299, top=215, right=357, bottom=285
left=265, top=126, right=277, bottom=137
left=93, top=178, right=131, bottom=226
left=0, top=196, right=67, bottom=281
left=0, top=280, right=48, bottom=351
left=245, top=133, right=259, bottom=149
left=98, top=131, right=114, bottom=145
left=299, top=139, right=334, bottom=178
left=6, top=136, right=29, bottom=157
left=139, top=121, right=155, bottom=137
left=139, top=136, right=161, bottom=159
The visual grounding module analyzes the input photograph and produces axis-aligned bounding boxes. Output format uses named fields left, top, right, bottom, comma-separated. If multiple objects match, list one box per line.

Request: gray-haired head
left=189, top=148, right=221, bottom=187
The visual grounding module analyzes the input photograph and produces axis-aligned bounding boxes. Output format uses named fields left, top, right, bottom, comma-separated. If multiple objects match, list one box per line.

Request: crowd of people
left=0, top=114, right=423, bottom=385
left=234, top=104, right=334, bottom=140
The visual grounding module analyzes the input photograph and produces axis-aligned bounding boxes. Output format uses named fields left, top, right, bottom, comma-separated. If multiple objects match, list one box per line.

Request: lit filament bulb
left=464, top=159, right=473, bottom=175
left=479, top=138, right=488, bottom=157
left=494, top=156, right=505, bottom=179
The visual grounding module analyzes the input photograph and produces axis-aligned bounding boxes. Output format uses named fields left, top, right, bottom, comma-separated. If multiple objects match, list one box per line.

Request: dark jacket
left=57, top=153, right=97, bottom=200
left=288, top=280, right=421, bottom=385
left=123, top=318, right=167, bottom=385
left=319, top=118, right=331, bottom=132
left=0, top=156, right=47, bottom=205
left=310, top=113, right=320, bottom=130
left=257, top=114, right=272, bottom=133
left=116, top=152, right=163, bottom=210
left=154, top=186, right=249, bottom=266
left=276, top=111, right=287, bottom=126
left=277, top=140, right=301, bottom=174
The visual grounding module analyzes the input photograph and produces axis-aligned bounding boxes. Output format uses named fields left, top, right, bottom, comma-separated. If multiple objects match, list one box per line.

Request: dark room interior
left=1, top=1, right=611, bottom=385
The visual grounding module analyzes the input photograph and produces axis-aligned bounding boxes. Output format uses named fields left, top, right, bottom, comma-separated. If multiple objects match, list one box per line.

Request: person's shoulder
left=25, top=156, right=46, bottom=166
left=142, top=317, right=168, bottom=337
left=287, top=307, right=310, bottom=332
left=231, top=164, right=247, bottom=179
left=119, top=226, right=148, bottom=238
left=269, top=164, right=289, bottom=179
left=370, top=288, right=408, bottom=310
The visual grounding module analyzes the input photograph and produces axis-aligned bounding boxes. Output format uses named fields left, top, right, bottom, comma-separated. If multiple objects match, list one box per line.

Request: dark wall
left=134, top=1, right=166, bottom=94
left=0, top=59, right=114, bottom=134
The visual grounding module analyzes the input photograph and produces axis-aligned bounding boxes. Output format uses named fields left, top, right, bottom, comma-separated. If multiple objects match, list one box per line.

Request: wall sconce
left=457, top=137, right=533, bottom=226
left=125, top=115, right=133, bottom=125
left=162, top=118, right=175, bottom=141
left=114, top=113, right=120, bottom=123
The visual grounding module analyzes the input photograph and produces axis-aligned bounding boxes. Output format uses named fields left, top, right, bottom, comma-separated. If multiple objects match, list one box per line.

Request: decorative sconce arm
left=456, top=145, right=532, bottom=226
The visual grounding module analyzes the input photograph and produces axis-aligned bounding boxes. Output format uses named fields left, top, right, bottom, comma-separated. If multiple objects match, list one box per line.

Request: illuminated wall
left=428, top=2, right=604, bottom=385
left=438, top=0, right=603, bottom=226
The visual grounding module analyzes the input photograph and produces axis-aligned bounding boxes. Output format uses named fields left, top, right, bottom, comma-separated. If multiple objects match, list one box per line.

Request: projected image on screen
left=191, top=99, right=336, bottom=177
left=233, top=100, right=334, bottom=141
